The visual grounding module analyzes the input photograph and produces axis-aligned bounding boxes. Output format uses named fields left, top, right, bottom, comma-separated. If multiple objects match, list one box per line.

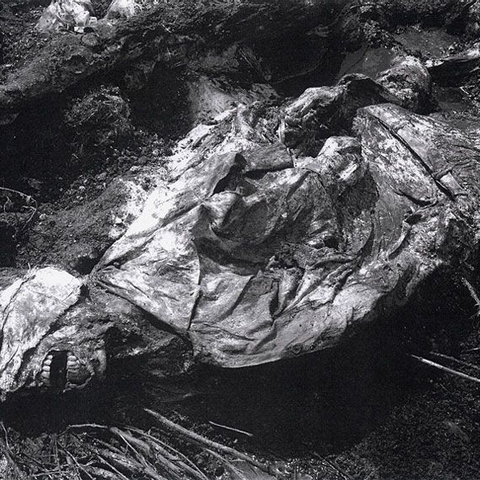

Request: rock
left=426, top=43, right=480, bottom=79
left=376, top=55, right=433, bottom=112
left=279, top=74, right=400, bottom=155
left=467, top=0, right=480, bottom=36
left=106, top=0, right=137, bottom=20
left=36, top=0, right=97, bottom=33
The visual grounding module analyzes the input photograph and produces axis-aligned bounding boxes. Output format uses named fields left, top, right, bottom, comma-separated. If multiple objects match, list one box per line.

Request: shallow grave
left=1, top=1, right=480, bottom=478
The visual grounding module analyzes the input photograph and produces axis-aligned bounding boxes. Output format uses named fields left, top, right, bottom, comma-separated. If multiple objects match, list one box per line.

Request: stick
left=60, top=448, right=94, bottom=480
left=426, top=351, right=480, bottom=373
left=68, top=423, right=110, bottom=431
left=208, top=421, right=254, bottom=438
left=461, top=277, right=480, bottom=318
left=205, top=449, right=252, bottom=480
left=311, top=451, right=354, bottom=480
left=409, top=354, right=480, bottom=384
left=110, top=427, right=183, bottom=480
left=145, top=409, right=270, bottom=473
left=126, top=427, right=210, bottom=480
left=463, top=347, right=480, bottom=353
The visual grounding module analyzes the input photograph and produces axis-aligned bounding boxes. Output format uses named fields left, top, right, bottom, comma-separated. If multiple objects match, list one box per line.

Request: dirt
left=2, top=1, right=480, bottom=479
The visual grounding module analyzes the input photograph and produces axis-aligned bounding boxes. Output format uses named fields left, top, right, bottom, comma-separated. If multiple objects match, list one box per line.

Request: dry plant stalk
left=461, top=277, right=480, bottom=321
left=410, top=354, right=480, bottom=384
left=145, top=408, right=273, bottom=474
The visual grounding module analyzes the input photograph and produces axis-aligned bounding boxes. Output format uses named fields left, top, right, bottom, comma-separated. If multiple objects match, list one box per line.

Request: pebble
left=81, top=33, right=99, bottom=49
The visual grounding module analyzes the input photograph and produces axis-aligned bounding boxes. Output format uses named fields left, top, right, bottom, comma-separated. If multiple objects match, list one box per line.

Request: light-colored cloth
left=106, top=0, right=138, bottom=19
left=36, top=0, right=97, bottom=33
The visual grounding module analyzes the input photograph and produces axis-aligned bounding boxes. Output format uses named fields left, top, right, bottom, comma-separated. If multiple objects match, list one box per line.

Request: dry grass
left=0, top=410, right=283, bottom=480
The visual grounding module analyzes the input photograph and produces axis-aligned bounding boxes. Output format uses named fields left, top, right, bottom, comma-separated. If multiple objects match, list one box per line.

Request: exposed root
left=145, top=408, right=277, bottom=475
left=0, top=414, right=287, bottom=479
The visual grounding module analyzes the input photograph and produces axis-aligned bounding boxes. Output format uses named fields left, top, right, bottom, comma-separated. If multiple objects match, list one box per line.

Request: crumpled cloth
left=36, top=0, right=97, bottom=33
left=95, top=119, right=433, bottom=367
left=0, top=268, right=82, bottom=392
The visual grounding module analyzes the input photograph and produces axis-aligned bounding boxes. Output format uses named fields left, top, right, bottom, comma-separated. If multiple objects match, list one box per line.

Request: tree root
left=145, top=408, right=274, bottom=474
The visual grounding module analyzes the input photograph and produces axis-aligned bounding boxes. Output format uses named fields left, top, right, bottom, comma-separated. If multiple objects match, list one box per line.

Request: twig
left=0, top=423, right=11, bottom=452
left=461, top=277, right=480, bottom=319
left=68, top=423, right=110, bottom=431
left=426, top=351, right=480, bottom=373
left=0, top=426, right=24, bottom=479
left=463, top=347, right=480, bottom=353
left=96, top=449, right=145, bottom=480
left=110, top=427, right=181, bottom=480
left=145, top=409, right=270, bottom=473
left=126, top=426, right=210, bottom=480
left=20, top=205, right=38, bottom=233
left=95, top=454, right=131, bottom=480
left=82, top=466, right=121, bottom=480
left=311, top=451, right=354, bottom=480
left=410, top=354, right=480, bottom=384
left=208, top=421, right=254, bottom=438
left=206, top=449, right=252, bottom=480
left=59, top=447, right=94, bottom=480
left=0, top=187, right=35, bottom=205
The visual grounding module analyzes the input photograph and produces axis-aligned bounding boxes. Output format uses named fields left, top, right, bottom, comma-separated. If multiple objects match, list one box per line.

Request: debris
left=409, top=354, right=480, bottom=385
left=145, top=408, right=274, bottom=474
left=441, top=420, right=470, bottom=443
left=461, top=277, right=480, bottom=320
left=426, top=43, right=480, bottom=78
left=36, top=0, right=97, bottom=33
left=106, top=0, right=138, bottom=19
left=64, top=86, right=133, bottom=154
left=427, top=351, right=480, bottom=373
left=208, top=421, right=254, bottom=438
